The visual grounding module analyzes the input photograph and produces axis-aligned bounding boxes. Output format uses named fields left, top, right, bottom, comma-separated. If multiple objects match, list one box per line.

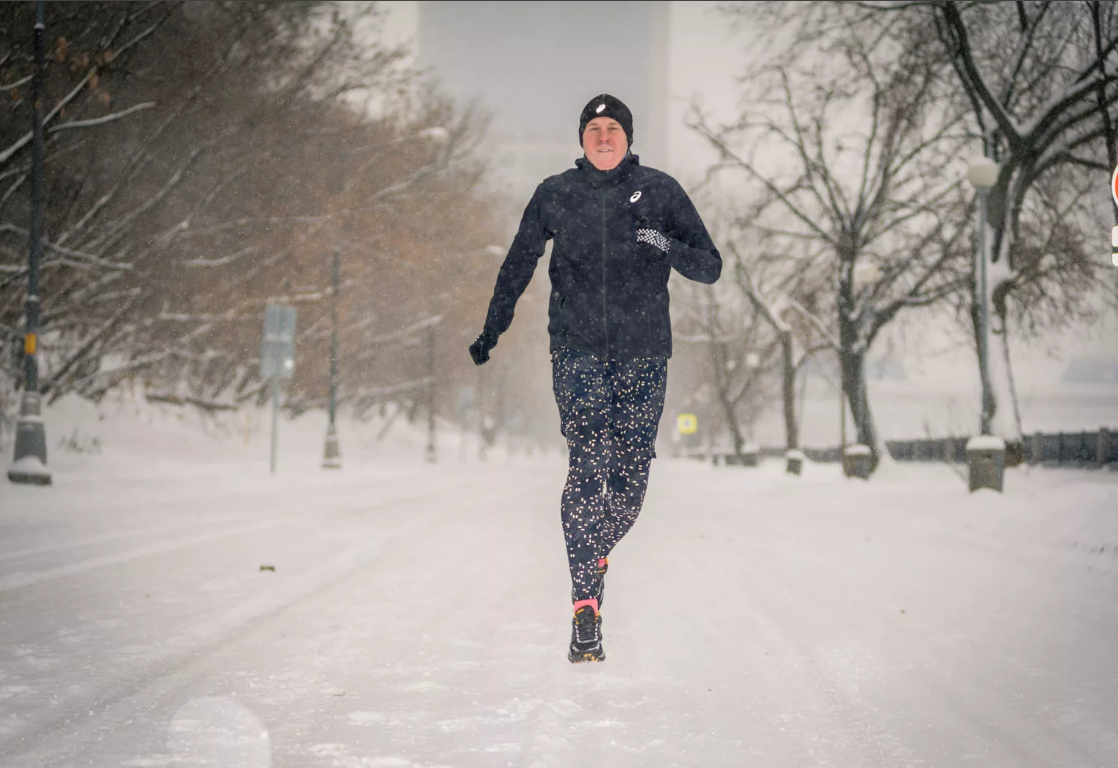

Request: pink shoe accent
left=573, top=598, right=599, bottom=615
left=597, top=558, right=608, bottom=568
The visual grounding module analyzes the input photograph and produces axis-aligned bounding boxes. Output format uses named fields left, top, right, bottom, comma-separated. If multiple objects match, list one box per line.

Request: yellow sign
left=24, top=333, right=36, bottom=355
left=677, top=413, right=697, bottom=435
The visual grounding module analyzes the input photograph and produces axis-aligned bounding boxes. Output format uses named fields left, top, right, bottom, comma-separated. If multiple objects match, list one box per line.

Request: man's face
left=582, top=116, right=628, bottom=171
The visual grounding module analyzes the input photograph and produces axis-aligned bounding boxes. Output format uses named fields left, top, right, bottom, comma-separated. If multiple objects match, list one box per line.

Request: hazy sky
left=377, top=1, right=1116, bottom=380
left=379, top=0, right=746, bottom=181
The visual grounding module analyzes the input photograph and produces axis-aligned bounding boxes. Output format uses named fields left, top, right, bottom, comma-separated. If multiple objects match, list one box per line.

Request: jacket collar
left=575, top=153, right=639, bottom=188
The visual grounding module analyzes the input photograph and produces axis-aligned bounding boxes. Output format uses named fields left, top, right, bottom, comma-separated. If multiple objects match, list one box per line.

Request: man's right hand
left=469, top=330, right=498, bottom=366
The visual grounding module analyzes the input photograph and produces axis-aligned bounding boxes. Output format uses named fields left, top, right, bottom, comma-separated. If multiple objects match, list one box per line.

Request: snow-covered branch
left=0, top=224, right=132, bottom=271
left=940, top=3, right=1024, bottom=150
left=47, top=102, right=157, bottom=134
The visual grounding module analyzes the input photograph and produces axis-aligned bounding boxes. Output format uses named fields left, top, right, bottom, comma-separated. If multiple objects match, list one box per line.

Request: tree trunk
left=839, top=314, right=880, bottom=471
left=980, top=189, right=1022, bottom=442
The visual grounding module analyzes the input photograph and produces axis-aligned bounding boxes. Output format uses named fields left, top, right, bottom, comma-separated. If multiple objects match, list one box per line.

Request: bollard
left=740, top=442, right=760, bottom=468
left=843, top=444, right=873, bottom=479
left=967, top=435, right=1005, bottom=492
left=786, top=449, right=804, bottom=476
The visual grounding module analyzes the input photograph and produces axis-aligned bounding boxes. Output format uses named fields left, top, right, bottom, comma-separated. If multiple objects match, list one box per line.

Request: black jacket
left=481, top=154, right=721, bottom=360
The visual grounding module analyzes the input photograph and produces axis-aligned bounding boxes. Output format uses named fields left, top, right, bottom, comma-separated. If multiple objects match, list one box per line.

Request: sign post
left=261, top=305, right=297, bottom=473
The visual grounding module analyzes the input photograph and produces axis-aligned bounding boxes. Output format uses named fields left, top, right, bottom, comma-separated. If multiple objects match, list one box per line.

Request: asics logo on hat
left=596, top=103, right=606, bottom=113
left=630, top=191, right=642, bottom=203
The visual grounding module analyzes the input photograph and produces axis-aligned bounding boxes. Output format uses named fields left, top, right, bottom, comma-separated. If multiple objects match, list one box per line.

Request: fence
left=698, top=427, right=1117, bottom=469
left=885, top=428, right=1116, bottom=468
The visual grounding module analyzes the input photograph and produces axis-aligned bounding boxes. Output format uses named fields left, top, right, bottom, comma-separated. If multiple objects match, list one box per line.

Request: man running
left=469, top=94, right=721, bottom=663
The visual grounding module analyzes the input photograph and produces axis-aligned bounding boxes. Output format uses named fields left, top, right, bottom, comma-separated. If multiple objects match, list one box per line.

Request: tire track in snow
left=0, top=474, right=503, bottom=768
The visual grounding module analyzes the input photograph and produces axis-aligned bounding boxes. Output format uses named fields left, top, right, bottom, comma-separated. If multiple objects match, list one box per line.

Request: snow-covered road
left=2, top=457, right=1116, bottom=768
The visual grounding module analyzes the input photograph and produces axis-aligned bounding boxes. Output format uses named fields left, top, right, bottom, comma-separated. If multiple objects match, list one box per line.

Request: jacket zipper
left=600, top=187, right=610, bottom=358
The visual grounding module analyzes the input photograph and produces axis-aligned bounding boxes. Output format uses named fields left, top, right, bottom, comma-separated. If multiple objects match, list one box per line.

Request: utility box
left=967, top=435, right=1005, bottom=492
left=725, top=442, right=759, bottom=467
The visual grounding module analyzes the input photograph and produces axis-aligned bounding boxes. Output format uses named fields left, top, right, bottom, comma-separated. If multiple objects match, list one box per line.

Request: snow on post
left=966, top=436, right=1006, bottom=452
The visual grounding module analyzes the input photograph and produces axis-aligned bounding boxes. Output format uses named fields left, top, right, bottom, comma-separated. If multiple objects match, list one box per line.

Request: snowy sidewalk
left=1, top=456, right=1117, bottom=767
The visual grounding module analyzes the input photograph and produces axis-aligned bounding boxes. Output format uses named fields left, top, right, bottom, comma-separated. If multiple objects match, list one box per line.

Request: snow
left=1, top=394, right=1117, bottom=767
left=967, top=435, right=1007, bottom=451
left=7, top=455, right=49, bottom=476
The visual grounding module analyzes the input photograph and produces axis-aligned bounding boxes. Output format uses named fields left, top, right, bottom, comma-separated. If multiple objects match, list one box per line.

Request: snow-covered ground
left=1, top=395, right=1117, bottom=768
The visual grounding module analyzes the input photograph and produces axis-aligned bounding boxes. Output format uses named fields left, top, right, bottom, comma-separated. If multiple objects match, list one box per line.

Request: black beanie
left=579, top=94, right=633, bottom=148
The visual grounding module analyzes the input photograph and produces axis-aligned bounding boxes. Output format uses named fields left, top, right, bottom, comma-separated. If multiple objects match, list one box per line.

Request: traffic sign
left=261, top=304, right=297, bottom=379
left=677, top=413, right=698, bottom=435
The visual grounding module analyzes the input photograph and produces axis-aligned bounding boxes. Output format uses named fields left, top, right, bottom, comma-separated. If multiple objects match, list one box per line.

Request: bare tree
left=691, top=11, right=972, bottom=471
left=671, top=271, right=779, bottom=464
left=792, top=1, right=1118, bottom=442
left=1, top=2, right=505, bottom=428
left=730, top=238, right=836, bottom=464
left=927, top=0, right=1118, bottom=440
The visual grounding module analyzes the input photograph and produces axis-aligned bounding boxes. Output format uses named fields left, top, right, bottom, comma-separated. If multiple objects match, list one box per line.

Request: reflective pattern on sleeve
left=636, top=227, right=671, bottom=253
left=551, top=347, right=667, bottom=603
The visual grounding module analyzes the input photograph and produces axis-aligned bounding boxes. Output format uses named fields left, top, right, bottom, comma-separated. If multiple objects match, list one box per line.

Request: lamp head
left=966, top=158, right=999, bottom=190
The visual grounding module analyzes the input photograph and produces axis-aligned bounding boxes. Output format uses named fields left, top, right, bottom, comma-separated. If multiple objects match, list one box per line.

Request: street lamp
left=966, top=156, right=1005, bottom=493
left=966, top=157, right=999, bottom=436
left=321, top=247, right=341, bottom=469
left=8, top=1, right=50, bottom=486
left=426, top=319, right=438, bottom=464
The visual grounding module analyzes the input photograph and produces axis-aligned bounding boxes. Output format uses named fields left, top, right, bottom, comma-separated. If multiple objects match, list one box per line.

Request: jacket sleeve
left=664, top=179, right=721, bottom=285
left=482, top=183, right=550, bottom=336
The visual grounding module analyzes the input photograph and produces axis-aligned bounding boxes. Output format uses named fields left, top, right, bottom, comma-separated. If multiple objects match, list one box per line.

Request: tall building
left=417, top=1, right=670, bottom=212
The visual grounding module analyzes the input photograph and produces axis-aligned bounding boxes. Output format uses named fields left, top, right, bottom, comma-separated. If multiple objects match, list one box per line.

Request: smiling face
left=582, top=116, right=628, bottom=171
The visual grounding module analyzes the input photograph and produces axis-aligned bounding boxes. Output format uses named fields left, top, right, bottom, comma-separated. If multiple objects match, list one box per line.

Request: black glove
left=469, top=329, right=498, bottom=366
left=636, top=227, right=672, bottom=253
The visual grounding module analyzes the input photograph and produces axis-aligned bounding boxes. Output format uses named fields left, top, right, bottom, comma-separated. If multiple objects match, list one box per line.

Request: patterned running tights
left=551, top=347, right=668, bottom=603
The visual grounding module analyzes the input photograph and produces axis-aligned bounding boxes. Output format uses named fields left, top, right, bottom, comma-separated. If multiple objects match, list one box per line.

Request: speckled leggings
left=551, top=347, right=668, bottom=603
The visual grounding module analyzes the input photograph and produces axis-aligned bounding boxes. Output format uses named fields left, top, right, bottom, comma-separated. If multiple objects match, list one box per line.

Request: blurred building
left=417, top=1, right=670, bottom=214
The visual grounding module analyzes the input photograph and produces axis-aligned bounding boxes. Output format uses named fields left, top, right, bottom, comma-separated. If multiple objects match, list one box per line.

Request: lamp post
left=8, top=1, right=50, bottom=486
left=426, top=319, right=438, bottom=464
left=966, top=158, right=999, bottom=436
left=322, top=247, right=341, bottom=469
left=965, top=157, right=1005, bottom=492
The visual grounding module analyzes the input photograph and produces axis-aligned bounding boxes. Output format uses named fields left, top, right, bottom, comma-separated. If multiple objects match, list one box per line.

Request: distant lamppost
left=319, top=126, right=448, bottom=469
left=322, top=247, right=341, bottom=469
left=426, top=318, right=439, bottom=464
left=965, top=157, right=1005, bottom=493
left=8, top=1, right=50, bottom=486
